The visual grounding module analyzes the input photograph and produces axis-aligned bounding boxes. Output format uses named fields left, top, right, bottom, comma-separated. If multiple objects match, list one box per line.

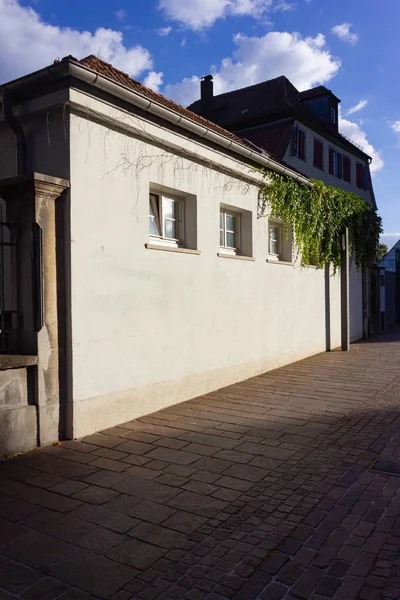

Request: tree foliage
left=376, top=244, right=388, bottom=263
left=258, top=170, right=382, bottom=272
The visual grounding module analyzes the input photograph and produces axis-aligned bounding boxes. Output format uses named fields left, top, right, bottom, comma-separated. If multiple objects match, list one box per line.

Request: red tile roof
left=239, top=119, right=295, bottom=161
left=78, top=55, right=246, bottom=147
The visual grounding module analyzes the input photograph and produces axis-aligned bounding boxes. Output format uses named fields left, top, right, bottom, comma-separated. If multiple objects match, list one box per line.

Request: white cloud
left=165, top=31, right=341, bottom=106
left=143, top=71, right=164, bottom=93
left=347, top=99, right=368, bottom=115
left=389, top=121, right=400, bottom=147
left=167, top=75, right=200, bottom=106
left=340, top=116, right=383, bottom=174
left=272, top=1, right=296, bottom=12
left=380, top=233, right=400, bottom=251
left=115, top=9, right=126, bottom=21
left=158, top=0, right=295, bottom=30
left=158, top=26, right=172, bottom=36
left=0, top=0, right=153, bottom=83
left=331, top=23, right=359, bottom=45
left=159, top=0, right=229, bottom=30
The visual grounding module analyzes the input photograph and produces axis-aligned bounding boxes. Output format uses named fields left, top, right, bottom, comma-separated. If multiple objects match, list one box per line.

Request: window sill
left=301, top=264, right=320, bottom=269
left=266, top=258, right=294, bottom=266
left=218, top=253, right=255, bottom=261
left=145, top=243, right=201, bottom=255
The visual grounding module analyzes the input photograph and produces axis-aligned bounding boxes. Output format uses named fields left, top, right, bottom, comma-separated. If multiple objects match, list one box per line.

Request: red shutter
left=314, top=139, right=323, bottom=169
left=343, top=157, right=351, bottom=182
left=329, top=149, right=334, bottom=175
left=298, top=130, right=306, bottom=160
left=356, top=163, right=363, bottom=188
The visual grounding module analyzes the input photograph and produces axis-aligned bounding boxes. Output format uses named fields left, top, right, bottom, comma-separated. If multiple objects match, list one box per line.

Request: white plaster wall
left=283, top=120, right=368, bottom=343
left=283, top=121, right=374, bottom=206
left=66, top=91, right=358, bottom=437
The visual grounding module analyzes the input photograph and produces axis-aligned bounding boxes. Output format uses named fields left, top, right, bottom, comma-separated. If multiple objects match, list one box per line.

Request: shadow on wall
left=325, top=264, right=331, bottom=352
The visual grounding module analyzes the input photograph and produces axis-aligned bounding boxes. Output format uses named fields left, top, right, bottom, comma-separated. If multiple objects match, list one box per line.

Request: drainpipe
left=341, top=228, right=350, bottom=351
left=2, top=88, right=27, bottom=175
left=362, top=266, right=369, bottom=339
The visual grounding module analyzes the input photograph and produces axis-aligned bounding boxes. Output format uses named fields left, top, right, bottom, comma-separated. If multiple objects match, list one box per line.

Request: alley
left=2, top=330, right=400, bottom=599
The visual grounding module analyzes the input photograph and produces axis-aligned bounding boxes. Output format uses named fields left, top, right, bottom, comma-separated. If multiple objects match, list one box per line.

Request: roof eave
left=0, top=59, right=72, bottom=95
left=2, top=58, right=311, bottom=187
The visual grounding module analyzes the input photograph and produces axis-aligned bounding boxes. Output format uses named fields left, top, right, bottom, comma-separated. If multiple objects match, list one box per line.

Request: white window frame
left=330, top=106, right=336, bottom=125
left=329, top=148, right=342, bottom=178
left=332, top=151, right=339, bottom=177
left=294, top=126, right=307, bottom=161
left=268, top=221, right=283, bottom=261
left=220, top=209, right=241, bottom=255
left=149, top=193, right=184, bottom=248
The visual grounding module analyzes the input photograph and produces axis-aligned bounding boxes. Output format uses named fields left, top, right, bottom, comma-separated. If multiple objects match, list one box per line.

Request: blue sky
left=0, top=0, right=399, bottom=248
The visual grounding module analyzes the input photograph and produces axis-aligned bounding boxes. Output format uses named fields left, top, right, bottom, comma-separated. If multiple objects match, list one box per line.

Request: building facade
left=189, top=75, right=379, bottom=341
left=188, top=77, right=376, bottom=210
left=379, top=240, right=400, bottom=273
left=0, top=57, right=366, bottom=455
left=379, top=240, right=400, bottom=329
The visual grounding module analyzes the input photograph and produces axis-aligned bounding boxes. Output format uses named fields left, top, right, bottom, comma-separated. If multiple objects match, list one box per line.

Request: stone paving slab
left=3, top=329, right=400, bottom=598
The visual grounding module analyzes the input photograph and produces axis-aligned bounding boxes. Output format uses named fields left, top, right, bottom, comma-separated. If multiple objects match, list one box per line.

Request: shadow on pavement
left=1, top=328, right=400, bottom=599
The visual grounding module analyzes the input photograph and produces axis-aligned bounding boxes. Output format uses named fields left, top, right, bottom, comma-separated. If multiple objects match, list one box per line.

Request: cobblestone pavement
left=2, top=330, right=400, bottom=600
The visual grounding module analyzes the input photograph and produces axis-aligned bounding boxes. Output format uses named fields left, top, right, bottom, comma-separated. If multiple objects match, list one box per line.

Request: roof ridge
left=188, top=75, right=290, bottom=107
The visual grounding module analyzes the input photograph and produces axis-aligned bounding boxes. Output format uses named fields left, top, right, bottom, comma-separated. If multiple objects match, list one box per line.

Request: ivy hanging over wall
left=258, top=170, right=382, bottom=272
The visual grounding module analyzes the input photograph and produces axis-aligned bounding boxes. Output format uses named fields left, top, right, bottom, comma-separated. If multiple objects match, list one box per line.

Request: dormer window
left=330, top=107, right=336, bottom=125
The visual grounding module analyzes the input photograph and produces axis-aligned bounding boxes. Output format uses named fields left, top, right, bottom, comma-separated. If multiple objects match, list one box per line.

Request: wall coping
left=0, top=355, right=38, bottom=370
left=0, top=172, right=69, bottom=191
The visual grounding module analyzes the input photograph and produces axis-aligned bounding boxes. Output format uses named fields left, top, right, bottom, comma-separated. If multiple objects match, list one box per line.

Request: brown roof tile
left=78, top=55, right=245, bottom=146
left=238, top=118, right=295, bottom=161
left=188, top=76, right=298, bottom=130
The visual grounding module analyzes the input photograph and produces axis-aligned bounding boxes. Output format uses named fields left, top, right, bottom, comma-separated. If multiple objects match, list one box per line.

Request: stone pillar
left=0, top=173, right=69, bottom=446
left=34, top=176, right=69, bottom=445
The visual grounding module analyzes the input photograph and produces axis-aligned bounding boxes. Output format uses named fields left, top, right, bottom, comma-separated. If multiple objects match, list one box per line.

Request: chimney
left=201, top=75, right=213, bottom=113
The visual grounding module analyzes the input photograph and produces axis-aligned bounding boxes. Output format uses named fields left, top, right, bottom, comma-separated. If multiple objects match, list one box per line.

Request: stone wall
left=0, top=363, right=37, bottom=456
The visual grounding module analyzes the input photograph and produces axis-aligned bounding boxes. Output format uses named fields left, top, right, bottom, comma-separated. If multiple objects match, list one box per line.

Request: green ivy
left=258, top=170, right=382, bottom=272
